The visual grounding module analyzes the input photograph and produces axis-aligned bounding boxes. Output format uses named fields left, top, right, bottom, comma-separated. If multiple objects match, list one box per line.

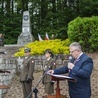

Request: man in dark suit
left=20, top=47, right=35, bottom=98
left=48, top=42, right=93, bottom=98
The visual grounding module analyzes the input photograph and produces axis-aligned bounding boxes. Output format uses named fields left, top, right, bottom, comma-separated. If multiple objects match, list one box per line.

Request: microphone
left=68, top=56, right=72, bottom=62
left=68, top=56, right=72, bottom=72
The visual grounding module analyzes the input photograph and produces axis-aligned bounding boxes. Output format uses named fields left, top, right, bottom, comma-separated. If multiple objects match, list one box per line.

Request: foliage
left=0, top=12, right=22, bottom=44
left=78, top=0, right=98, bottom=17
left=1, top=0, right=98, bottom=45
left=67, top=16, right=98, bottom=52
left=14, top=39, right=70, bottom=57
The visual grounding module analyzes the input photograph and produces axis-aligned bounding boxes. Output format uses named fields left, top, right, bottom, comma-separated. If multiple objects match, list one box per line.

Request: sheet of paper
left=47, top=72, right=76, bottom=82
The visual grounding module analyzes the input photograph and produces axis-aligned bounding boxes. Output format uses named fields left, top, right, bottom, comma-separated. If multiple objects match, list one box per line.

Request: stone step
left=0, top=45, right=23, bottom=58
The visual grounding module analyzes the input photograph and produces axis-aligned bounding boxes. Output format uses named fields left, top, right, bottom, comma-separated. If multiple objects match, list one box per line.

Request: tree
left=1, top=0, right=98, bottom=44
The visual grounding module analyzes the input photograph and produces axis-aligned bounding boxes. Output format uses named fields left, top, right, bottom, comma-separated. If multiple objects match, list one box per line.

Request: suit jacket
left=54, top=53, right=93, bottom=98
left=20, top=56, right=35, bottom=82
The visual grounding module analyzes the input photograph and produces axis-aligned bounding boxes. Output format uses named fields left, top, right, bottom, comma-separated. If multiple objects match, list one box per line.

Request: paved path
left=4, top=70, right=98, bottom=98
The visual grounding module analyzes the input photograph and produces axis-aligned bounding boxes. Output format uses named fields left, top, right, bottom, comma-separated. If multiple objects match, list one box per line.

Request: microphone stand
left=27, top=60, right=55, bottom=98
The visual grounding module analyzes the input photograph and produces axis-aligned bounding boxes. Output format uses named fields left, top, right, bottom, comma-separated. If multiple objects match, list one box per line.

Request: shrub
left=67, top=16, right=98, bottom=52
left=14, top=39, right=70, bottom=57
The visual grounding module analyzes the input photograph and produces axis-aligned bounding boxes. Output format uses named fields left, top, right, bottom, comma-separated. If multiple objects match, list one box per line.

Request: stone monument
left=17, top=11, right=34, bottom=45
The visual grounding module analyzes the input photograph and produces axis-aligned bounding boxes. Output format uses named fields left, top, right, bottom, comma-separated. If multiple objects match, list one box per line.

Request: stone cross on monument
left=17, top=11, right=34, bottom=45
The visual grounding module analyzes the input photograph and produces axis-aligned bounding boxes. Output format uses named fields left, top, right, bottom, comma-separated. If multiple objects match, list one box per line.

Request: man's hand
left=47, top=70, right=54, bottom=74
left=68, top=62, right=75, bottom=69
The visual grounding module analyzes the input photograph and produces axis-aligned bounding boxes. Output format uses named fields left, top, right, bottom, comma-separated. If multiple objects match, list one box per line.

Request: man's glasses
left=70, top=49, right=77, bottom=53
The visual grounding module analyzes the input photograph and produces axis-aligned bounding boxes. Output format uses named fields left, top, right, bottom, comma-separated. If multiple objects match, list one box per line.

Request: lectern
left=42, top=73, right=76, bottom=98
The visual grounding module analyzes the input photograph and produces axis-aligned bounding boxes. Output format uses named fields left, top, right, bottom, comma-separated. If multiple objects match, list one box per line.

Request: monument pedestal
left=17, top=11, right=34, bottom=45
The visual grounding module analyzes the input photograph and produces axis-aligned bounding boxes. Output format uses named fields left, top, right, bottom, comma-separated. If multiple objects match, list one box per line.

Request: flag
left=45, top=33, right=49, bottom=40
left=38, top=33, right=43, bottom=41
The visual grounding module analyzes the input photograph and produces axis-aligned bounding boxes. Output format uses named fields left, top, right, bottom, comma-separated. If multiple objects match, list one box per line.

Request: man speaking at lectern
left=48, top=42, right=93, bottom=98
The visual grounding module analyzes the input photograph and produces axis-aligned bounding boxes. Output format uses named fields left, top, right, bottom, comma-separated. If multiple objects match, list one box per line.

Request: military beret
left=44, top=49, right=54, bottom=58
left=45, top=49, right=52, bottom=54
left=24, top=47, right=31, bottom=53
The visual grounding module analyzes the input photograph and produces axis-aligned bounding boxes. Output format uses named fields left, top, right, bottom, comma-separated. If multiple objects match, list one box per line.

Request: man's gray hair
left=69, top=42, right=82, bottom=51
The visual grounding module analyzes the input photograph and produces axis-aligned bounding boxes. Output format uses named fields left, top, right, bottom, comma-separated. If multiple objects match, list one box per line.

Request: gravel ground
left=4, top=69, right=98, bottom=98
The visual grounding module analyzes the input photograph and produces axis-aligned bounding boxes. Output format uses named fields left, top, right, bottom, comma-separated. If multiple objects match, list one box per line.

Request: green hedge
left=67, top=16, right=98, bottom=52
left=14, top=39, right=70, bottom=57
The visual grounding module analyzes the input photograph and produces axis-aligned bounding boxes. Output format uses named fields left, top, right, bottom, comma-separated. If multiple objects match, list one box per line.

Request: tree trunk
left=6, top=0, right=10, bottom=13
